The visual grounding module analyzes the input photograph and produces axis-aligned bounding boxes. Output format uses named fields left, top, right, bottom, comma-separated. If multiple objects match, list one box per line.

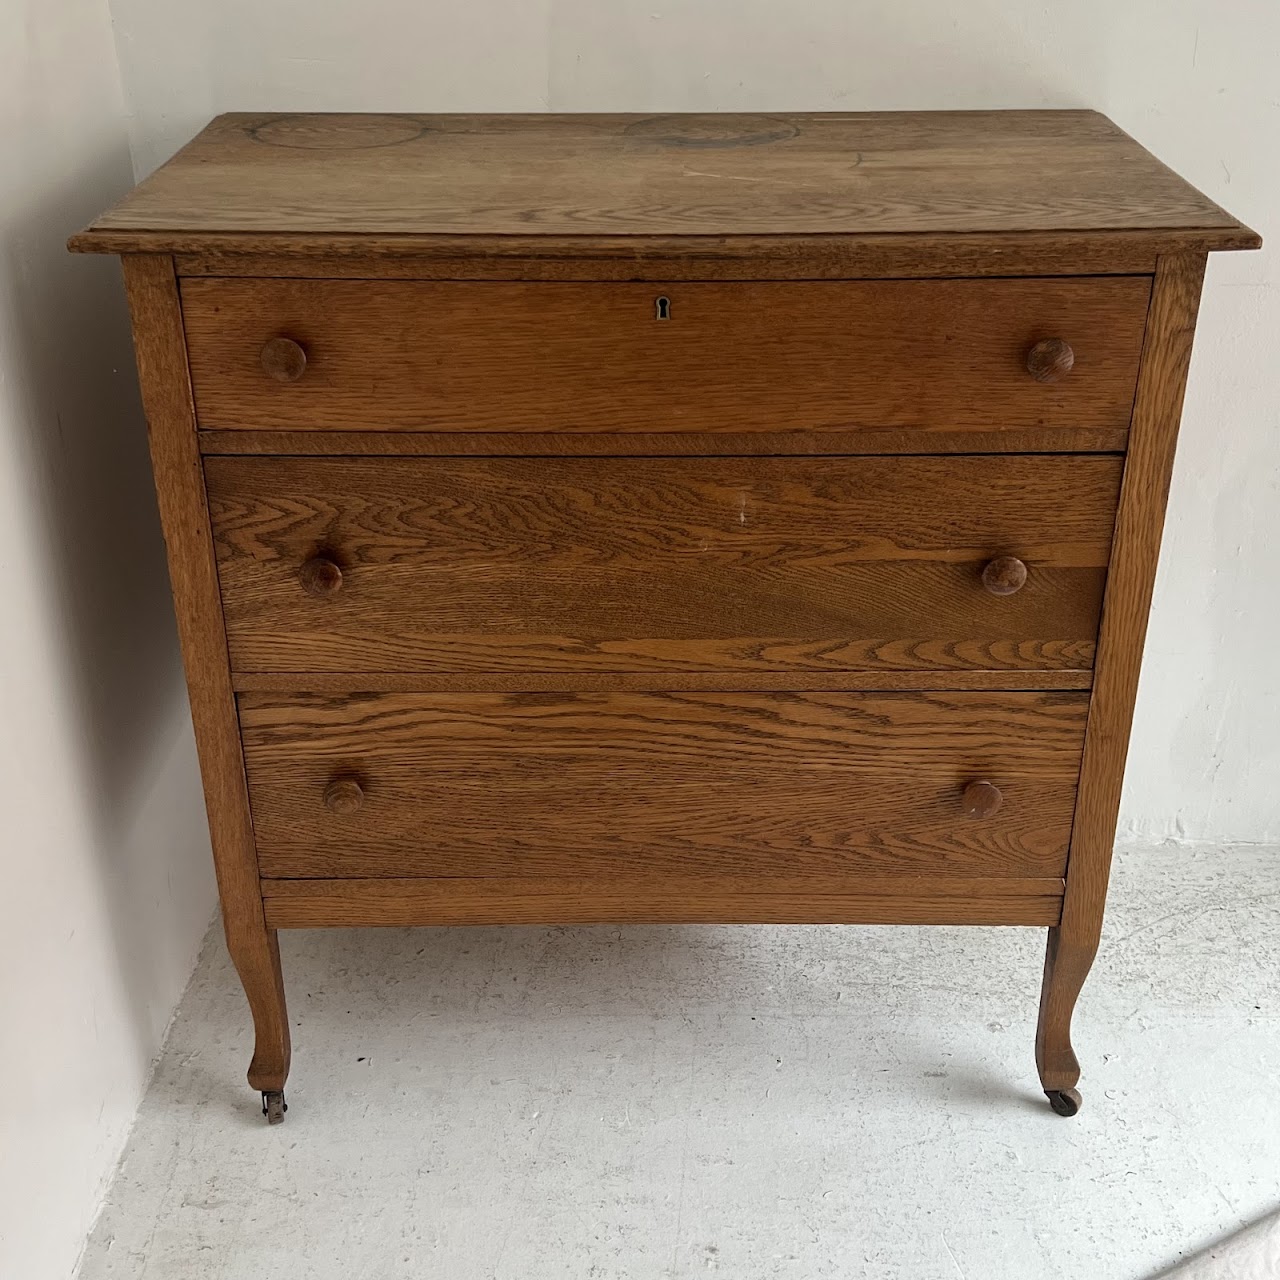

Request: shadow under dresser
left=70, top=110, right=1260, bottom=1123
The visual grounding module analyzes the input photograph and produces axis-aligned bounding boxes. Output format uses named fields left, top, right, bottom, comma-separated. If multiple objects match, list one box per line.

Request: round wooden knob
left=323, top=778, right=364, bottom=815
left=298, top=556, right=343, bottom=597
left=1026, top=338, right=1074, bottom=383
left=961, top=780, right=1003, bottom=819
left=981, top=556, right=1028, bottom=597
left=260, top=336, right=307, bottom=382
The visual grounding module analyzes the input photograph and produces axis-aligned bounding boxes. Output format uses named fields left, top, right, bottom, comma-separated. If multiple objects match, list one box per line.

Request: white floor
left=76, top=845, right=1280, bottom=1280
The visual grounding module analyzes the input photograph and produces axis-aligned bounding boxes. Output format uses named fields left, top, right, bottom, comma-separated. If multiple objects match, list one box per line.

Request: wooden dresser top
left=71, top=111, right=1258, bottom=258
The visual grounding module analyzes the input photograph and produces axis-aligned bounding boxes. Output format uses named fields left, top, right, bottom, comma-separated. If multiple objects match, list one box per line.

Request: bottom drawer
left=240, top=690, right=1087, bottom=884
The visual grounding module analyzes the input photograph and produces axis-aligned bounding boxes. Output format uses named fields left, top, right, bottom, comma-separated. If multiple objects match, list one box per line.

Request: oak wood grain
left=238, top=690, right=1089, bottom=881
left=261, top=876, right=1064, bottom=929
left=181, top=276, right=1151, bottom=434
left=120, top=256, right=290, bottom=1097
left=206, top=454, right=1122, bottom=674
left=1037, top=252, right=1208, bottom=1096
left=74, top=111, right=1249, bottom=243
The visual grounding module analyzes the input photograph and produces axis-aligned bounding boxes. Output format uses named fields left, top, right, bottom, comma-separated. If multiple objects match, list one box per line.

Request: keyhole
left=655, top=295, right=671, bottom=321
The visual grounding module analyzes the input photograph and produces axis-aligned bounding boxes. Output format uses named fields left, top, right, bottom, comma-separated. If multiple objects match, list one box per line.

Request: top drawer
left=180, top=277, right=1151, bottom=435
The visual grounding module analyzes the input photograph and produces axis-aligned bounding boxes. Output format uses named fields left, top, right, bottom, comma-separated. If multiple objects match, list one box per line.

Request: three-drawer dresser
left=72, top=111, right=1259, bottom=1123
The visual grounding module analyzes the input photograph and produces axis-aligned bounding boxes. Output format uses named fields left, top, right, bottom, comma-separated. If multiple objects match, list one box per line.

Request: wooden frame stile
left=120, top=255, right=291, bottom=1123
left=1036, top=251, right=1207, bottom=1116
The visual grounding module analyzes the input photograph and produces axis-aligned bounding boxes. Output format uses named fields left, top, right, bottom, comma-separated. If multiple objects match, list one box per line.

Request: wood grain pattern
left=238, top=690, right=1089, bottom=881
left=261, top=876, right=1064, bottom=929
left=120, top=256, right=290, bottom=1098
left=74, top=111, right=1249, bottom=243
left=207, top=455, right=1121, bottom=675
left=1037, top=252, right=1208, bottom=1097
left=181, top=276, right=1151, bottom=434
left=196, top=427, right=1132, bottom=458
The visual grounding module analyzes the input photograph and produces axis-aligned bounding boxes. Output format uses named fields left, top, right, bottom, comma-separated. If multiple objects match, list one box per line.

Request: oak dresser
left=72, top=112, right=1259, bottom=1124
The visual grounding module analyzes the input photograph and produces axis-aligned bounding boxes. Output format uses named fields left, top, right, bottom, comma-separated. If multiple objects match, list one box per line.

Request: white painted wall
left=103, top=0, right=1278, bottom=844
left=0, top=4, right=217, bottom=1277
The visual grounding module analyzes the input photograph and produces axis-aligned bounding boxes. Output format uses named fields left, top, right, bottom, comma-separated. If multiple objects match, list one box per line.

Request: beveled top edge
left=70, top=110, right=1260, bottom=254
left=68, top=226, right=1263, bottom=259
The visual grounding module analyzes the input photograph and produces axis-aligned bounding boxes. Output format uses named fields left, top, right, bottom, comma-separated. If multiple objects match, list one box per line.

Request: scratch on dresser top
left=681, top=167, right=816, bottom=188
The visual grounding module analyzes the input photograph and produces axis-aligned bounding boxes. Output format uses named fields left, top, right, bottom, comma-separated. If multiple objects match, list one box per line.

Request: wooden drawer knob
left=981, top=556, right=1028, bottom=597
left=1026, top=338, right=1074, bottom=383
left=260, top=336, right=307, bottom=382
left=323, top=778, right=364, bottom=815
left=961, top=780, right=1003, bottom=819
left=299, top=556, right=343, bottom=597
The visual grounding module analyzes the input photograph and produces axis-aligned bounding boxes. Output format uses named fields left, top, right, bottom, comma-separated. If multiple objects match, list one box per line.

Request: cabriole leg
left=1034, top=923, right=1098, bottom=1117
left=227, top=921, right=291, bottom=1124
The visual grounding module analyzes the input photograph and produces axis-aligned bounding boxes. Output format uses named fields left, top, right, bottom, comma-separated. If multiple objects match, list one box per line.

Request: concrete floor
left=77, top=845, right=1280, bottom=1280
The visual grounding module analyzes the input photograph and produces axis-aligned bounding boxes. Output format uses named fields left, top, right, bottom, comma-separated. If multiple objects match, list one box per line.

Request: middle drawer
left=206, top=454, right=1122, bottom=674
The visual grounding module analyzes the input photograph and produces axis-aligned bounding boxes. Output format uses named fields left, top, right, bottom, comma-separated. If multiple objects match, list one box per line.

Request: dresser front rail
left=259, top=876, right=1064, bottom=929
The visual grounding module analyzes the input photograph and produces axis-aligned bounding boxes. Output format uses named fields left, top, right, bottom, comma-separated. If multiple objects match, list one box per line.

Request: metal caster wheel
left=261, top=1091, right=288, bottom=1125
left=1045, top=1087, right=1082, bottom=1117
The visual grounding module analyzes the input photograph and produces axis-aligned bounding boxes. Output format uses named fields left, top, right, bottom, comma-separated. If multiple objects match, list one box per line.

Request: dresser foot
left=261, top=1090, right=288, bottom=1125
left=1034, top=923, right=1098, bottom=1104
left=1044, top=1087, right=1083, bottom=1117
left=226, top=922, right=292, bottom=1110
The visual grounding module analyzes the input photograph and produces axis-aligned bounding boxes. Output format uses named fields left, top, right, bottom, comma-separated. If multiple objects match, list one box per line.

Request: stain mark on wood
left=246, top=114, right=429, bottom=151
left=622, top=114, right=800, bottom=149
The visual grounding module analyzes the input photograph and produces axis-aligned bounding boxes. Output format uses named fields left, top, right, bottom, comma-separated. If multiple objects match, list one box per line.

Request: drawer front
left=207, top=454, right=1122, bottom=674
left=240, top=691, right=1089, bottom=880
left=241, top=691, right=1090, bottom=880
left=182, top=277, right=1151, bottom=434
